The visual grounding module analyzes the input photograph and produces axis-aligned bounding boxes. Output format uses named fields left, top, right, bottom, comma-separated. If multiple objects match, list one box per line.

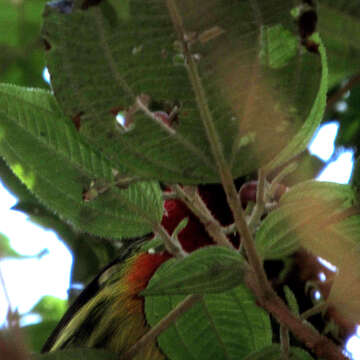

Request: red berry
left=239, top=181, right=257, bottom=208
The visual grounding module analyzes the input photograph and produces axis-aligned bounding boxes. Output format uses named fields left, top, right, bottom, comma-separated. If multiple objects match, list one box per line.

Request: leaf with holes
left=0, top=84, right=163, bottom=239
left=42, top=0, right=326, bottom=183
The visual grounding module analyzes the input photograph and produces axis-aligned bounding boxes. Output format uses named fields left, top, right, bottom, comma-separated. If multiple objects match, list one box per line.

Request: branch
left=257, top=292, right=348, bottom=360
left=152, top=223, right=187, bottom=259
left=165, top=0, right=271, bottom=298
left=165, top=3, right=349, bottom=359
left=171, top=185, right=234, bottom=248
left=326, top=73, right=360, bottom=112
left=121, top=294, right=202, bottom=360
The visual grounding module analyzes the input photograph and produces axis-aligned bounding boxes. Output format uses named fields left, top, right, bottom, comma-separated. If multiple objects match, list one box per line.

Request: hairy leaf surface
left=256, top=181, right=358, bottom=260
left=244, top=345, right=313, bottom=360
left=143, top=246, right=245, bottom=295
left=0, top=84, right=162, bottom=239
left=43, top=0, right=325, bottom=183
left=319, top=1, right=360, bottom=88
left=145, top=284, right=271, bottom=359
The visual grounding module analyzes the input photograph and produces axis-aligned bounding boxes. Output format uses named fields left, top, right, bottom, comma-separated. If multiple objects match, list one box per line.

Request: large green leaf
left=42, top=0, right=325, bottom=183
left=255, top=201, right=322, bottom=260
left=0, top=0, right=47, bottom=88
left=264, top=33, right=328, bottom=173
left=24, top=321, right=60, bottom=353
left=280, top=180, right=356, bottom=208
left=256, top=180, right=359, bottom=263
left=145, top=285, right=271, bottom=359
left=244, top=345, right=313, bottom=360
left=143, top=246, right=245, bottom=295
left=0, top=84, right=162, bottom=239
left=319, top=2, right=360, bottom=88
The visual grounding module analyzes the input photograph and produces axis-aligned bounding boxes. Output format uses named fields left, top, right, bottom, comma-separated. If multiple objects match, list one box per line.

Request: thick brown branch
left=249, top=282, right=349, bottom=360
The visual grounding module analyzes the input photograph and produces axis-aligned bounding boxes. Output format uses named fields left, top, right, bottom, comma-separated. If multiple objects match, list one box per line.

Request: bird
left=41, top=189, right=231, bottom=359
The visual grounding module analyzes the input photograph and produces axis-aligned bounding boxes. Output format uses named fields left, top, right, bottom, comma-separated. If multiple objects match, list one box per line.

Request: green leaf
left=30, top=348, right=118, bottom=360
left=265, top=33, right=328, bottom=173
left=284, top=286, right=300, bottom=316
left=0, top=233, right=23, bottom=259
left=0, top=84, right=163, bottom=239
left=243, top=344, right=281, bottom=360
left=259, top=24, right=298, bottom=69
left=0, top=156, right=37, bottom=203
left=143, top=246, right=245, bottom=295
left=255, top=180, right=358, bottom=260
left=31, top=296, right=67, bottom=322
left=43, top=1, right=325, bottom=183
left=319, top=2, right=360, bottom=88
left=23, top=320, right=60, bottom=353
left=145, top=285, right=271, bottom=360
left=290, top=347, right=314, bottom=360
left=255, top=203, right=309, bottom=260
left=280, top=180, right=356, bottom=209
left=256, top=180, right=360, bottom=266
left=244, top=345, right=313, bottom=360
left=0, top=0, right=47, bottom=88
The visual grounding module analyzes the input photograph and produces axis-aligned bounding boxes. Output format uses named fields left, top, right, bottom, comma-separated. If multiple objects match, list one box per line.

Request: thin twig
left=172, top=185, right=234, bottom=248
left=152, top=223, right=187, bottom=259
left=223, top=223, right=236, bottom=235
left=254, top=290, right=349, bottom=360
left=326, top=73, right=360, bottom=112
left=136, top=96, right=215, bottom=170
left=269, top=162, right=297, bottom=198
left=121, top=294, right=202, bottom=360
left=301, top=303, right=327, bottom=320
left=248, top=169, right=267, bottom=232
left=162, top=191, right=178, bottom=200
left=280, top=325, right=290, bottom=360
left=0, top=266, right=12, bottom=311
left=136, top=96, right=177, bottom=136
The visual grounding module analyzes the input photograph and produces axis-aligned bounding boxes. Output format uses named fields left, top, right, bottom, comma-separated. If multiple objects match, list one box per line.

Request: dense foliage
left=1, top=1, right=360, bottom=359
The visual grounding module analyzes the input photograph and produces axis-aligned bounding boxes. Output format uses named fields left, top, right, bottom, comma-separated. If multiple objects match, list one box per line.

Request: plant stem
left=301, top=303, right=327, bottom=320
left=280, top=325, right=290, bottom=360
left=153, top=223, right=187, bottom=259
left=0, top=267, right=12, bottom=313
left=172, top=185, right=234, bottom=248
left=248, top=169, right=267, bottom=232
left=121, top=294, right=202, bottom=360
left=166, top=0, right=271, bottom=297
left=136, top=96, right=176, bottom=136
left=256, top=291, right=349, bottom=360
left=165, top=3, right=348, bottom=359
left=326, top=73, right=360, bottom=112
